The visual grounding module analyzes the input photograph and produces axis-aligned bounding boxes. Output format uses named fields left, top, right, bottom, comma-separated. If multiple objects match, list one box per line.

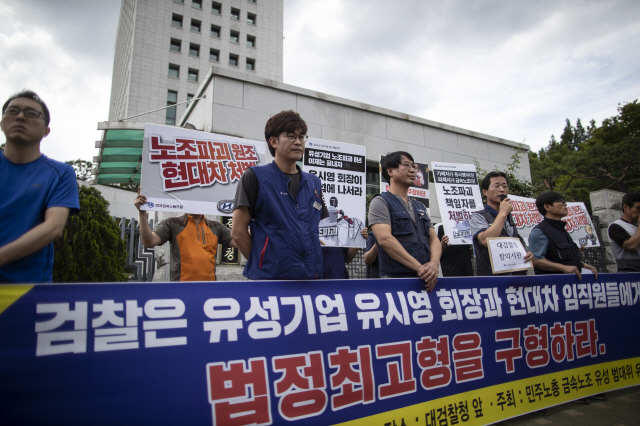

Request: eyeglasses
left=490, top=183, right=509, bottom=189
left=3, top=106, right=45, bottom=120
left=400, top=162, right=418, bottom=170
left=285, top=133, right=308, bottom=143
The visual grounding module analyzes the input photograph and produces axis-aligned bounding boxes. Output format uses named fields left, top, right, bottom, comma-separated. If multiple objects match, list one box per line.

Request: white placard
left=486, top=237, right=533, bottom=274
left=303, top=138, right=367, bottom=248
left=431, top=162, right=484, bottom=245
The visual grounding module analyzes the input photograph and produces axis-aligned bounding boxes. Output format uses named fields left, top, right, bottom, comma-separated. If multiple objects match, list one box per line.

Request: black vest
left=473, top=209, right=527, bottom=276
left=376, top=192, right=432, bottom=278
left=532, top=217, right=582, bottom=275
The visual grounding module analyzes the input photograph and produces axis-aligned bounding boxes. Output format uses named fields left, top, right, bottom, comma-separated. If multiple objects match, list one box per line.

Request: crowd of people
left=2, top=90, right=639, bottom=284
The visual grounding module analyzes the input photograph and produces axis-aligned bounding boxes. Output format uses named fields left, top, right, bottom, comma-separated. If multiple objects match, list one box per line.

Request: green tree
left=66, top=159, right=93, bottom=181
left=53, top=185, right=128, bottom=282
left=566, top=100, right=640, bottom=194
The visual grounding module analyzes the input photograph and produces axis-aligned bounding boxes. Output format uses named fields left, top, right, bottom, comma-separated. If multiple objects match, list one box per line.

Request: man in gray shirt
left=368, top=151, right=441, bottom=290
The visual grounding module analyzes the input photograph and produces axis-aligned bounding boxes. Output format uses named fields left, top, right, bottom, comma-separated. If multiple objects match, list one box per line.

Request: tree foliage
left=53, top=185, right=128, bottom=282
left=66, top=159, right=93, bottom=181
left=529, top=100, right=640, bottom=208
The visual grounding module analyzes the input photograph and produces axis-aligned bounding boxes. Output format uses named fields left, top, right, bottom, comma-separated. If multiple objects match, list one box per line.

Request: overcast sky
left=1, top=0, right=639, bottom=164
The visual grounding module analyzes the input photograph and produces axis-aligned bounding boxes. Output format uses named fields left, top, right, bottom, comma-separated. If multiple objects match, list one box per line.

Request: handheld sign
left=486, top=237, right=533, bottom=274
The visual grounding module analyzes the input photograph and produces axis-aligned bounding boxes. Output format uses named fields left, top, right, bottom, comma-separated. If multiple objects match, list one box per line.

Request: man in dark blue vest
left=529, top=191, right=598, bottom=278
left=231, top=110, right=328, bottom=280
left=368, top=151, right=441, bottom=291
left=470, top=171, right=534, bottom=276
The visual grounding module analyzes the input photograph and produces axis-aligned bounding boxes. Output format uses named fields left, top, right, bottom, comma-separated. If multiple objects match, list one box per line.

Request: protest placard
left=139, top=124, right=266, bottom=215
left=431, top=162, right=484, bottom=245
left=486, top=237, right=533, bottom=274
left=304, top=138, right=367, bottom=247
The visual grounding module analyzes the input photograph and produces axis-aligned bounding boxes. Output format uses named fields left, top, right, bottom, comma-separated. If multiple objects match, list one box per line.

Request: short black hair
left=264, top=110, right=307, bottom=157
left=481, top=171, right=508, bottom=191
left=2, top=90, right=50, bottom=126
left=380, top=151, right=414, bottom=182
left=536, top=191, right=565, bottom=216
left=622, top=192, right=640, bottom=211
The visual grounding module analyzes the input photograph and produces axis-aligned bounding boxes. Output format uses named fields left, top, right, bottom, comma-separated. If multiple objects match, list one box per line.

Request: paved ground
left=497, top=387, right=640, bottom=426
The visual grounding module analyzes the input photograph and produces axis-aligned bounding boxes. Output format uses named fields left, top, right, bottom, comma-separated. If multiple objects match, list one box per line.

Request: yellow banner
left=0, top=285, right=33, bottom=316
left=336, top=357, right=640, bottom=426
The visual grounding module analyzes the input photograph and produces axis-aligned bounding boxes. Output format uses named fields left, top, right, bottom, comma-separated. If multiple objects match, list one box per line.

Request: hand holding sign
left=486, top=237, right=533, bottom=274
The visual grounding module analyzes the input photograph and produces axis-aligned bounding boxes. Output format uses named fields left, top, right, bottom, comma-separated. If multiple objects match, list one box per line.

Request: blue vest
left=533, top=217, right=583, bottom=275
left=243, top=161, right=323, bottom=280
left=376, top=192, right=432, bottom=277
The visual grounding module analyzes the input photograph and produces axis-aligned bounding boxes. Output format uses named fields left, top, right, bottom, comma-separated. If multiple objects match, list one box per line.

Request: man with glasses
left=232, top=110, right=328, bottom=280
left=470, top=171, right=533, bottom=276
left=529, top=191, right=598, bottom=278
left=0, top=90, right=79, bottom=282
left=608, top=192, right=640, bottom=272
left=368, top=151, right=441, bottom=290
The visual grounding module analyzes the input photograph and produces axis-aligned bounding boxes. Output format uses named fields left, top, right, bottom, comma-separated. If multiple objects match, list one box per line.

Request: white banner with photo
left=431, top=162, right=484, bottom=245
left=303, top=139, right=367, bottom=248
left=509, top=195, right=601, bottom=247
left=140, top=124, right=266, bottom=215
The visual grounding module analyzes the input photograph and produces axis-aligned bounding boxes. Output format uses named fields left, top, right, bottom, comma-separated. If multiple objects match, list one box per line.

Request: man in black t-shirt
left=608, top=192, right=640, bottom=272
left=436, top=224, right=473, bottom=277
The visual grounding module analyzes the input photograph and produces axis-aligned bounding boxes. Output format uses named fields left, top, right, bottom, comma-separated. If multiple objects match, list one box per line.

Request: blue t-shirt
left=0, top=152, right=80, bottom=283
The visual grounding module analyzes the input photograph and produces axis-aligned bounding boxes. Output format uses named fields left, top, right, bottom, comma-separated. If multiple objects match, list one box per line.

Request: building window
left=246, top=35, right=256, bottom=48
left=174, top=0, right=184, bottom=3
left=230, top=30, right=239, bottom=43
left=190, top=19, right=201, bottom=32
left=187, top=93, right=194, bottom=106
left=247, top=13, right=256, bottom=25
left=246, top=58, right=255, bottom=71
left=231, top=8, right=240, bottom=20
left=170, top=38, right=181, bottom=52
left=172, top=14, right=183, bottom=28
left=188, top=68, right=199, bottom=82
left=248, top=0, right=256, bottom=3
left=229, top=54, right=239, bottom=67
left=166, top=91, right=177, bottom=125
left=210, top=24, right=220, bottom=38
left=189, top=43, right=200, bottom=57
left=192, top=0, right=202, bottom=9
left=209, top=48, right=220, bottom=62
left=168, top=64, right=179, bottom=78
left=211, top=1, right=221, bottom=14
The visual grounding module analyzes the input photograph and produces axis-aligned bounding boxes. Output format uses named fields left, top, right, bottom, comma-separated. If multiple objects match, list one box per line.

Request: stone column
left=589, top=189, right=624, bottom=273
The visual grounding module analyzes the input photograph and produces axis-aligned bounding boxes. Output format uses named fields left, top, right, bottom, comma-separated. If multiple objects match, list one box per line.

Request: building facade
left=108, top=0, right=283, bottom=125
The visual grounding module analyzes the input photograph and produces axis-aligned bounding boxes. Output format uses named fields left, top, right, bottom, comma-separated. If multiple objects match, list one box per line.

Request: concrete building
left=109, top=0, right=283, bottom=125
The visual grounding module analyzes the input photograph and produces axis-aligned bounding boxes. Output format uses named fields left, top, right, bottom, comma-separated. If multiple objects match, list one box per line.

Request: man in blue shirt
left=0, top=90, right=80, bottom=282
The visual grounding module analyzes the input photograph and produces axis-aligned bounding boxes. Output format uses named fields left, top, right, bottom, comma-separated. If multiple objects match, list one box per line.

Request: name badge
left=313, top=201, right=322, bottom=211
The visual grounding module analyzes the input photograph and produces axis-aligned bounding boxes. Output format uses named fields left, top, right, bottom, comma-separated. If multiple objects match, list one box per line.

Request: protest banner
left=380, top=156, right=430, bottom=213
left=2, top=273, right=639, bottom=425
left=139, top=124, right=266, bottom=215
left=509, top=195, right=601, bottom=247
left=486, top=237, right=533, bottom=274
left=431, top=162, right=484, bottom=245
left=304, top=139, right=366, bottom=247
